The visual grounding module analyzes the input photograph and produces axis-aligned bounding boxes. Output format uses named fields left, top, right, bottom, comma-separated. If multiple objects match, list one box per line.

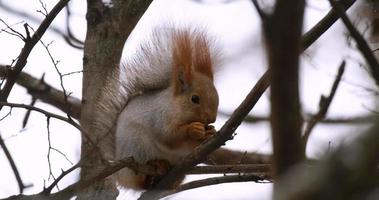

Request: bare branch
left=329, top=0, right=379, bottom=86
left=0, top=64, right=81, bottom=119
left=1, top=157, right=160, bottom=200
left=219, top=111, right=374, bottom=124
left=205, top=148, right=271, bottom=165
left=160, top=173, right=271, bottom=199
left=0, top=0, right=83, bottom=49
left=251, top=0, right=268, bottom=21
left=43, top=163, right=80, bottom=194
left=265, top=0, right=305, bottom=178
left=302, top=61, right=346, bottom=150
left=189, top=164, right=271, bottom=175
left=0, top=0, right=70, bottom=108
left=0, top=133, right=26, bottom=194
left=0, top=101, right=81, bottom=131
left=301, top=0, right=356, bottom=51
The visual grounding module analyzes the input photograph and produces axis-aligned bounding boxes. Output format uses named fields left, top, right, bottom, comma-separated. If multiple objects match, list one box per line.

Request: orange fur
left=171, top=29, right=214, bottom=95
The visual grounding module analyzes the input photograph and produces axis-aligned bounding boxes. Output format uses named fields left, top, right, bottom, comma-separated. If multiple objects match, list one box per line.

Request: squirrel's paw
left=188, top=122, right=215, bottom=141
left=146, top=159, right=171, bottom=175
left=205, top=124, right=216, bottom=136
left=144, top=159, right=171, bottom=188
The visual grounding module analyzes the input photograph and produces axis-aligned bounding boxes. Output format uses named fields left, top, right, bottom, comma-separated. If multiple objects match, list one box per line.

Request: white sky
left=0, top=0, right=377, bottom=199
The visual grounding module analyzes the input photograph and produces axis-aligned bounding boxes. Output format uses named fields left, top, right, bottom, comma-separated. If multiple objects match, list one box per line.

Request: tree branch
left=0, top=133, right=26, bottom=194
left=159, top=173, right=271, bottom=199
left=265, top=0, right=305, bottom=178
left=301, top=0, right=355, bottom=51
left=0, top=0, right=70, bottom=108
left=189, top=164, right=271, bottom=174
left=219, top=111, right=374, bottom=124
left=0, top=64, right=81, bottom=119
left=0, top=101, right=80, bottom=131
left=329, top=0, right=379, bottom=86
left=302, top=61, right=346, bottom=151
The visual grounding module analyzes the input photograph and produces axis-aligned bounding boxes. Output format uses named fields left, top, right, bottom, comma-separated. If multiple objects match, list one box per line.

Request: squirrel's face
left=171, top=72, right=219, bottom=125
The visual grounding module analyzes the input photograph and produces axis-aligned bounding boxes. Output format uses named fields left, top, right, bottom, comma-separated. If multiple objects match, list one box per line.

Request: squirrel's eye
left=191, top=95, right=200, bottom=104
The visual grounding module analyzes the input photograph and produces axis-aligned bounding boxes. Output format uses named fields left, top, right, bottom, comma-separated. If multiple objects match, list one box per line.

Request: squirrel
left=115, top=27, right=219, bottom=190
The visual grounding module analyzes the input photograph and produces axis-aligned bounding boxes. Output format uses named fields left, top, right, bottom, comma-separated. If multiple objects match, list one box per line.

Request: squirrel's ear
left=172, top=30, right=193, bottom=95
left=173, top=65, right=192, bottom=95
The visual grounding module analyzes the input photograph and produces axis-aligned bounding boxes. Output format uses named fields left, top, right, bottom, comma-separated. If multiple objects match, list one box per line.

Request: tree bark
left=263, top=0, right=305, bottom=198
left=78, top=1, right=152, bottom=199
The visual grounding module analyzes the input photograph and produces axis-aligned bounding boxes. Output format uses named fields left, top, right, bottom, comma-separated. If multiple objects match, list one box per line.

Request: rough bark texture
left=78, top=1, right=152, bottom=199
left=263, top=0, right=305, bottom=198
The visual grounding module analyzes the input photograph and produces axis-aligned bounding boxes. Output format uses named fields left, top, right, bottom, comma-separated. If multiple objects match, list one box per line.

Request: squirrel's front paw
left=187, top=122, right=215, bottom=141
left=144, top=159, right=171, bottom=189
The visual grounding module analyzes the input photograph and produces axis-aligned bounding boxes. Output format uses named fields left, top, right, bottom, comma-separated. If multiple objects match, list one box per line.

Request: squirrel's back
left=120, top=26, right=219, bottom=96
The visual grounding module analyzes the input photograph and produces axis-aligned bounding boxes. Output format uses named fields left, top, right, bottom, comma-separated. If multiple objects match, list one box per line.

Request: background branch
left=160, top=173, right=271, bottom=199
left=329, top=0, right=379, bottom=86
left=0, top=64, right=81, bottom=119
left=0, top=133, right=26, bottom=194
left=302, top=61, right=345, bottom=151
left=0, top=101, right=80, bottom=131
left=0, top=0, right=83, bottom=49
left=0, top=0, right=70, bottom=108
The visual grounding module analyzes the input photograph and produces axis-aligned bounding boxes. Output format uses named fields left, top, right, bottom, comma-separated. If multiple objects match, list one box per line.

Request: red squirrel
left=115, top=27, right=219, bottom=189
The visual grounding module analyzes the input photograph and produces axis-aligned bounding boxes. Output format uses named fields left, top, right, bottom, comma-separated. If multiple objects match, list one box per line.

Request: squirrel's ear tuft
left=172, top=30, right=193, bottom=95
left=193, top=31, right=213, bottom=80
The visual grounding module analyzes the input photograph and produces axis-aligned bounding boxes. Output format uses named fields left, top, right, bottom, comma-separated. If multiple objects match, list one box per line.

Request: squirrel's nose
left=205, top=113, right=216, bottom=124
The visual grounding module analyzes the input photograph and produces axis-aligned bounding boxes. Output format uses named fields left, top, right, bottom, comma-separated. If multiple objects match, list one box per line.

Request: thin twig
left=0, top=133, right=25, bottom=194
left=39, top=38, right=74, bottom=121
left=42, top=162, right=80, bottom=194
left=45, top=117, right=58, bottom=189
left=329, top=0, right=379, bottom=86
left=0, top=19, right=26, bottom=41
left=302, top=61, right=346, bottom=150
left=0, top=1, right=83, bottom=49
left=0, top=0, right=70, bottom=108
left=251, top=0, right=268, bottom=21
left=0, top=102, right=80, bottom=130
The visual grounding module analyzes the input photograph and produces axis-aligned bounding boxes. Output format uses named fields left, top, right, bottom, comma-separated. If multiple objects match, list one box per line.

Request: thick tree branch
left=329, top=0, right=379, bottom=86
left=189, top=164, right=271, bottom=175
left=302, top=61, right=345, bottom=151
left=265, top=0, right=305, bottom=177
left=79, top=0, right=153, bottom=199
left=159, top=173, right=271, bottom=199
left=301, top=0, right=355, bottom=51
left=0, top=0, right=70, bottom=108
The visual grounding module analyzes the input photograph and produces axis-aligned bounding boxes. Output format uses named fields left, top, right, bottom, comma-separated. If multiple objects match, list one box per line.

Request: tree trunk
left=78, top=1, right=152, bottom=199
